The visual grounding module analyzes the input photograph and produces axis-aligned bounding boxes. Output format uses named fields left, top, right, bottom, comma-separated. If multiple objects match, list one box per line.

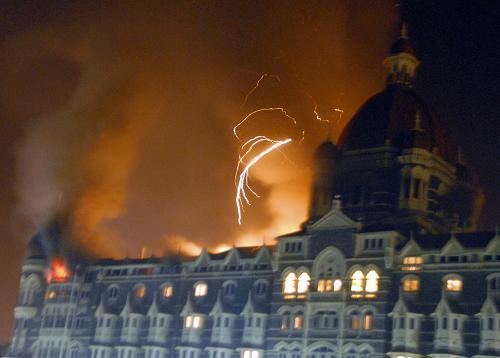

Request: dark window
left=404, top=178, right=411, bottom=199
left=442, top=317, right=448, bottom=330
left=413, top=179, right=421, bottom=198
left=399, top=317, right=405, bottom=329
left=453, top=319, right=458, bottom=330
left=377, top=238, right=384, bottom=248
left=488, top=317, right=494, bottom=330
left=297, top=242, right=303, bottom=251
left=409, top=318, right=415, bottom=329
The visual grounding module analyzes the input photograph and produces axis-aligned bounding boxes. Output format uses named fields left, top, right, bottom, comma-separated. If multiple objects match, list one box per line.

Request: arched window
left=444, top=276, right=463, bottom=292
left=134, top=284, right=146, bottom=298
left=107, top=286, right=119, bottom=299
left=350, top=270, right=364, bottom=295
left=363, top=312, right=373, bottom=330
left=283, top=272, right=297, bottom=296
left=281, top=312, right=291, bottom=331
left=297, top=272, right=310, bottom=295
left=365, top=270, right=379, bottom=294
left=223, top=282, right=236, bottom=297
left=254, top=281, right=268, bottom=296
left=161, top=283, right=173, bottom=298
left=350, top=311, right=360, bottom=330
left=293, top=312, right=304, bottom=330
left=194, top=282, right=208, bottom=297
left=402, top=277, right=420, bottom=292
left=313, top=311, right=338, bottom=329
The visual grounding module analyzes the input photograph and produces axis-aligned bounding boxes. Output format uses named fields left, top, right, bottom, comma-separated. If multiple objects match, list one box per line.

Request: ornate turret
left=383, top=23, right=420, bottom=88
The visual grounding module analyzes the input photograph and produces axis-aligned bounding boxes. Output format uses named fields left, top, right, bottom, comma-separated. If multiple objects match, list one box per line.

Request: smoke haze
left=0, top=0, right=402, bottom=342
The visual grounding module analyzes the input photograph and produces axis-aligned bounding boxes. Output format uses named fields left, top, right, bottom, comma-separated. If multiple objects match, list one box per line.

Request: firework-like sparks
left=233, top=74, right=302, bottom=224
left=313, top=103, right=329, bottom=123
left=242, top=73, right=280, bottom=108
left=233, top=107, right=297, bottom=141
left=235, top=137, right=292, bottom=224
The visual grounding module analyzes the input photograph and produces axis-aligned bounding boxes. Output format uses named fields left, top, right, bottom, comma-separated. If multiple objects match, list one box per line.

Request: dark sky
left=0, top=0, right=499, bottom=343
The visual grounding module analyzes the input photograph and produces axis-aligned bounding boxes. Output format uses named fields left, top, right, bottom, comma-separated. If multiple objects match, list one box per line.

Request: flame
left=48, top=257, right=70, bottom=283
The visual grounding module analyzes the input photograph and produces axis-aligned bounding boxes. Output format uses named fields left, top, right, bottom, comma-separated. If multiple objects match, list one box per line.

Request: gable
left=310, top=205, right=361, bottom=231
left=441, top=236, right=464, bottom=255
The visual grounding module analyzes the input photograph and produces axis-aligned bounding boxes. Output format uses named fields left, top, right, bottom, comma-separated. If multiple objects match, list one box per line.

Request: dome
left=314, top=139, right=338, bottom=160
left=338, top=85, right=457, bottom=163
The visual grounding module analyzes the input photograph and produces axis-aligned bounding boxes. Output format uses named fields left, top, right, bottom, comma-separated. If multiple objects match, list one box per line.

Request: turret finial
left=401, top=22, right=409, bottom=39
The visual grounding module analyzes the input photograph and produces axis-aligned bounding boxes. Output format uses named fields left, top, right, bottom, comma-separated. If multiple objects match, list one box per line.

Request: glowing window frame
left=194, top=282, right=208, bottom=297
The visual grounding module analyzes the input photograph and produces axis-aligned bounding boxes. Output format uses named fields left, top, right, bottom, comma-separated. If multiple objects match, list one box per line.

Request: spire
left=383, top=23, right=420, bottom=88
left=400, top=22, right=409, bottom=39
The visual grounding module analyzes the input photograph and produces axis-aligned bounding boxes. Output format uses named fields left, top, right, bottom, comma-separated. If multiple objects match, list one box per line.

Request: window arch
left=133, top=284, right=146, bottom=298
left=222, top=281, right=237, bottom=298
left=297, top=272, right=310, bottom=295
left=253, top=280, right=268, bottom=296
left=283, top=270, right=310, bottom=298
left=350, top=270, right=364, bottom=296
left=348, top=310, right=360, bottom=330
left=365, top=270, right=379, bottom=294
left=443, top=274, right=463, bottom=292
left=307, top=343, right=337, bottom=358
left=280, top=311, right=292, bottom=331
left=194, top=281, right=208, bottom=297
left=362, top=311, right=373, bottom=330
left=402, top=275, right=420, bottom=292
left=107, top=285, right=119, bottom=300
left=160, top=283, right=173, bottom=298
left=283, top=272, right=297, bottom=296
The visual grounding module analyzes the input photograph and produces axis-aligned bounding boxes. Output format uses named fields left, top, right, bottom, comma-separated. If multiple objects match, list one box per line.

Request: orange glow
left=210, top=243, right=232, bottom=254
left=49, top=257, right=70, bottom=283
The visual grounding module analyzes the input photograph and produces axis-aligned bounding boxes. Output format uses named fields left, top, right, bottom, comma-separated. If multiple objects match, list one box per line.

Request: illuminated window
left=402, top=278, right=420, bottom=292
left=297, top=272, right=310, bottom=295
left=293, top=314, right=303, bottom=329
left=351, top=270, right=364, bottom=296
left=350, top=312, right=360, bottom=330
left=134, top=284, right=146, bottom=298
left=185, top=314, right=203, bottom=328
left=194, top=282, right=208, bottom=297
left=445, top=278, right=463, bottom=292
left=242, top=350, right=260, bottom=358
left=317, top=279, right=328, bottom=292
left=365, top=270, right=379, bottom=293
left=46, top=290, right=57, bottom=300
left=161, top=284, right=173, bottom=298
left=402, top=256, right=423, bottom=271
left=317, top=278, right=342, bottom=292
left=283, top=272, right=297, bottom=297
left=281, top=313, right=291, bottom=330
left=363, top=312, right=373, bottom=330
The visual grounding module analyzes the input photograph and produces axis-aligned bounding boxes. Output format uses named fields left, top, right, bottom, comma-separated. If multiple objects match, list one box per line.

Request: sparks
left=314, top=103, right=329, bottom=123
left=235, top=138, right=292, bottom=224
left=242, top=73, right=280, bottom=108
left=233, top=107, right=297, bottom=141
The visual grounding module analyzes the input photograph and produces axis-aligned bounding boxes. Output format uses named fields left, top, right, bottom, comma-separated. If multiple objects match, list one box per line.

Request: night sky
left=0, top=0, right=499, bottom=343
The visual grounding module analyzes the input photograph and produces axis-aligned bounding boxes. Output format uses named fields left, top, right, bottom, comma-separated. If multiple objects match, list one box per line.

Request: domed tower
left=307, top=24, right=483, bottom=234
left=307, top=139, right=338, bottom=222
